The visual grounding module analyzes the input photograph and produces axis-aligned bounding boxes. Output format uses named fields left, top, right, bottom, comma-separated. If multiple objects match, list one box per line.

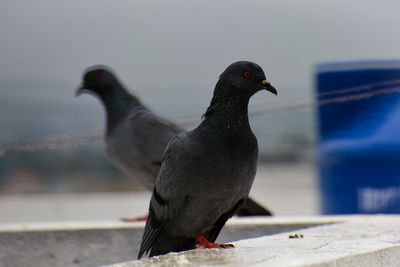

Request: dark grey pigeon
left=76, top=66, right=183, bottom=191
left=76, top=66, right=272, bottom=219
left=138, top=61, right=277, bottom=258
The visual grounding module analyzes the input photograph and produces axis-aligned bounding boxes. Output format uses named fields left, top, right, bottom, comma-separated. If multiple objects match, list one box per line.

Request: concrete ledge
left=104, top=215, right=400, bottom=267
left=0, top=217, right=333, bottom=267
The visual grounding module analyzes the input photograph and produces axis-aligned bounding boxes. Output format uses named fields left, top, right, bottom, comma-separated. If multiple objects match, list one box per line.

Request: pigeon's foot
left=120, top=214, right=148, bottom=222
left=195, top=234, right=234, bottom=249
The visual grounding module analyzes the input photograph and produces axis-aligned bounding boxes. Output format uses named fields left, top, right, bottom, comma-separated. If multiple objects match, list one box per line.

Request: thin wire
left=251, top=78, right=400, bottom=109
left=318, top=78, right=400, bottom=97
left=1, top=79, right=400, bottom=154
left=250, top=85, right=400, bottom=117
left=4, top=128, right=104, bottom=144
left=1, top=135, right=103, bottom=153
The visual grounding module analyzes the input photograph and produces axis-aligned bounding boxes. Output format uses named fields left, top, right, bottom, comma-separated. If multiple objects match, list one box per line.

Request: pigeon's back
left=106, top=107, right=184, bottom=190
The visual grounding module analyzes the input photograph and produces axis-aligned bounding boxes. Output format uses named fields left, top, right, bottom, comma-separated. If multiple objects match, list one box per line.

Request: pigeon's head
left=217, top=61, right=277, bottom=97
left=76, top=66, right=119, bottom=97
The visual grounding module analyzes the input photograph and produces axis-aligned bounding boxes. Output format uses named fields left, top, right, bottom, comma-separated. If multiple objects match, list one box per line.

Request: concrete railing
left=2, top=216, right=399, bottom=267
left=0, top=217, right=333, bottom=267
left=106, top=215, right=400, bottom=267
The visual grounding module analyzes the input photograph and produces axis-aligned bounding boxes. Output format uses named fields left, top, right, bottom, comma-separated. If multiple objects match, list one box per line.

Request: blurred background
left=1, top=0, right=400, bottom=222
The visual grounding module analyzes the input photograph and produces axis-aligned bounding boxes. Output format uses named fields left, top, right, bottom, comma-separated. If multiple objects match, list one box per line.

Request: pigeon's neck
left=199, top=92, right=256, bottom=156
left=203, top=86, right=251, bottom=128
left=201, top=94, right=253, bottom=143
left=99, top=85, right=143, bottom=134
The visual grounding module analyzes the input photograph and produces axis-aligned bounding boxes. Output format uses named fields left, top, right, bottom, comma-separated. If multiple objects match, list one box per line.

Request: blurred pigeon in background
left=76, top=66, right=272, bottom=219
left=138, top=61, right=277, bottom=258
left=77, top=66, right=182, bottom=192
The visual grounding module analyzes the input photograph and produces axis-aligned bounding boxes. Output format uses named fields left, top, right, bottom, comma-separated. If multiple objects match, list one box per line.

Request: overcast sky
left=2, top=1, right=400, bottom=89
left=1, top=0, right=400, bottom=141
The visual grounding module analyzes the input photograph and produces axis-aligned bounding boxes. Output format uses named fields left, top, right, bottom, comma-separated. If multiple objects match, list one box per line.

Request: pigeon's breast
left=174, top=136, right=257, bottom=236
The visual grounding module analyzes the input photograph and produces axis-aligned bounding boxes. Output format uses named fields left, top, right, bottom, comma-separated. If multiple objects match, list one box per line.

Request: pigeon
left=138, top=61, right=277, bottom=258
left=76, top=65, right=272, bottom=219
left=76, top=66, right=183, bottom=191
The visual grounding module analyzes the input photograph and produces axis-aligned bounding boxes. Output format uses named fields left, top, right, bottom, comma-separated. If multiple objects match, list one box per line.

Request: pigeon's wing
left=138, top=133, right=191, bottom=259
left=128, top=109, right=185, bottom=172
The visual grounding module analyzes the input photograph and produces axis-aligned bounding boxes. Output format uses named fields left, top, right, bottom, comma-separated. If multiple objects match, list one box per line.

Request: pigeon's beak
left=75, top=84, right=87, bottom=97
left=262, top=80, right=277, bottom=95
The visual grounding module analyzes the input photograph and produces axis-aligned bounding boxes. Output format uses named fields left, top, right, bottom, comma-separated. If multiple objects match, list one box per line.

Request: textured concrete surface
left=0, top=217, right=331, bottom=267
left=104, top=215, right=400, bottom=267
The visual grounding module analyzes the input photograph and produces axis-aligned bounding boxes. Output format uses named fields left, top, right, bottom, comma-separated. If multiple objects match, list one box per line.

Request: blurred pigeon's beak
left=75, top=84, right=87, bottom=97
left=262, top=80, right=277, bottom=95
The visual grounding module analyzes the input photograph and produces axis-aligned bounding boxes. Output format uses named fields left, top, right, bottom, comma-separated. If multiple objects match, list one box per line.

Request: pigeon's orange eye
left=243, top=71, right=252, bottom=79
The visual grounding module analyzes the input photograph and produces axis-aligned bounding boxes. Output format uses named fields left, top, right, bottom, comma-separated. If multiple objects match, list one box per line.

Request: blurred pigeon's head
left=76, top=66, right=119, bottom=97
left=216, top=61, right=277, bottom=96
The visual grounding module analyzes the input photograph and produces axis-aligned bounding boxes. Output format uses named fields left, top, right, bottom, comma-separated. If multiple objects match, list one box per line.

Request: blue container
left=316, top=60, right=400, bottom=214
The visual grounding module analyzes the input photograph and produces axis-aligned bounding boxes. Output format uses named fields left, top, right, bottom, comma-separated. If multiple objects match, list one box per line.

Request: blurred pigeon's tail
left=236, top=197, right=273, bottom=216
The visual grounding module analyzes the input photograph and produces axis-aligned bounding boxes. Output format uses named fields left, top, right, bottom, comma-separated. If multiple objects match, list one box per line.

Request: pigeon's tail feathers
left=149, top=231, right=197, bottom=257
left=137, top=206, right=166, bottom=259
left=236, top=197, right=273, bottom=216
left=205, top=198, right=245, bottom=243
left=138, top=191, right=188, bottom=259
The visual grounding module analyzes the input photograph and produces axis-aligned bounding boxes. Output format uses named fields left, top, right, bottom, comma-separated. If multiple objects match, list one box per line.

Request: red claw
left=120, top=214, right=148, bottom=222
left=196, top=234, right=234, bottom=249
